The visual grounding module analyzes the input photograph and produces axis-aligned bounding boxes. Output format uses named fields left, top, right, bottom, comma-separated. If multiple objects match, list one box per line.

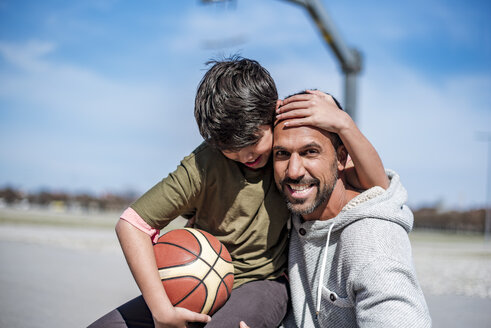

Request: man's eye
left=305, top=149, right=319, bottom=156
left=275, top=151, right=289, bottom=158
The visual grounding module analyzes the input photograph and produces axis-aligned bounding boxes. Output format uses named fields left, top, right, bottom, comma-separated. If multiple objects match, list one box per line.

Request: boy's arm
left=337, top=116, right=389, bottom=190
left=115, top=219, right=211, bottom=328
left=276, top=90, right=389, bottom=189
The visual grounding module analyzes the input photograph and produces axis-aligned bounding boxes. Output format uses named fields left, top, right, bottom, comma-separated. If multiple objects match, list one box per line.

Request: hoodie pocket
left=321, top=286, right=353, bottom=308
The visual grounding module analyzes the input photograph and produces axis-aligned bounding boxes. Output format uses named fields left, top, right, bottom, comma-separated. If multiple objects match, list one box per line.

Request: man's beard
left=280, top=161, right=338, bottom=216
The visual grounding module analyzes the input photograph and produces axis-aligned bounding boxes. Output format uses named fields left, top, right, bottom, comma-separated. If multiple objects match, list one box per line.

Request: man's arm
left=115, top=219, right=211, bottom=328
left=276, top=89, right=389, bottom=190
left=354, top=256, right=431, bottom=327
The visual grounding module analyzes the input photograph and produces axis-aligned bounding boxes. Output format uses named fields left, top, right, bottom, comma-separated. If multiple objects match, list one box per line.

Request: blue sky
left=0, top=0, right=490, bottom=209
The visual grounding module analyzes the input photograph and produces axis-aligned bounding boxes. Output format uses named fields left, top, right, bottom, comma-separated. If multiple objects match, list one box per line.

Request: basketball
left=153, top=228, right=234, bottom=315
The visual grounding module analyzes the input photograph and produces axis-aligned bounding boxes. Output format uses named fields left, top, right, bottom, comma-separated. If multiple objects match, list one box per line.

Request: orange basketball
left=153, top=228, right=234, bottom=315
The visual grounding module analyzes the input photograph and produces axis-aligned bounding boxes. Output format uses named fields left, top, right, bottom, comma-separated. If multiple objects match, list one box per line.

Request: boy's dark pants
left=88, top=276, right=289, bottom=328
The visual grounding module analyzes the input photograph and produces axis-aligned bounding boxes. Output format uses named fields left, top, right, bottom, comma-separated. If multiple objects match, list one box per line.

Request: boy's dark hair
left=281, top=90, right=344, bottom=149
left=194, top=56, right=278, bottom=151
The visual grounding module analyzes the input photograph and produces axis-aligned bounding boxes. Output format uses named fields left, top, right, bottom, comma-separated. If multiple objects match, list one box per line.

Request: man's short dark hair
left=194, top=56, right=278, bottom=151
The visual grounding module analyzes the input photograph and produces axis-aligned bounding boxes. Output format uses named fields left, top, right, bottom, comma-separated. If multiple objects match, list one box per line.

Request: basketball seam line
left=194, top=229, right=234, bottom=264
left=157, top=229, right=233, bottom=314
left=179, top=245, right=222, bottom=313
left=155, top=242, right=213, bottom=270
left=169, top=229, right=215, bottom=313
left=193, top=229, right=234, bottom=300
left=174, top=230, right=228, bottom=313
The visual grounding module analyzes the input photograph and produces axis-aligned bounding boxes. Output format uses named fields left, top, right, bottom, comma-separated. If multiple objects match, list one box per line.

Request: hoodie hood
left=292, top=169, right=413, bottom=239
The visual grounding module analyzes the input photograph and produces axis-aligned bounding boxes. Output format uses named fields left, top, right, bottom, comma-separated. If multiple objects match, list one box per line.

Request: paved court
left=0, top=209, right=490, bottom=327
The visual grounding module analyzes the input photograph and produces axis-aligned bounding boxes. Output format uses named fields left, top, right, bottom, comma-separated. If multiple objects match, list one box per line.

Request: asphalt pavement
left=0, top=211, right=490, bottom=327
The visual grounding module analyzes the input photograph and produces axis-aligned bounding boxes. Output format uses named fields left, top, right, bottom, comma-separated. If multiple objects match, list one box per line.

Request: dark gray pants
left=88, top=276, right=289, bottom=328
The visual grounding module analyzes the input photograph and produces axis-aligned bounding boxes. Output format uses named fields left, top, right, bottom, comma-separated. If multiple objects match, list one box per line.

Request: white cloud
left=271, top=56, right=342, bottom=99
left=0, top=40, right=174, bottom=131
left=358, top=60, right=491, bottom=208
left=167, top=1, right=317, bottom=54
left=0, top=39, right=202, bottom=193
left=330, top=0, right=489, bottom=54
left=0, top=40, right=56, bottom=72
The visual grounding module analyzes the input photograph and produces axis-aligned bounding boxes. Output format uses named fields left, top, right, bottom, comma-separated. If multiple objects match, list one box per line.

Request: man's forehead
left=273, top=122, right=330, bottom=147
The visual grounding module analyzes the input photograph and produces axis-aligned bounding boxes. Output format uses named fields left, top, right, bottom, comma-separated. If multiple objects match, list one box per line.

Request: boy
left=89, top=57, right=387, bottom=328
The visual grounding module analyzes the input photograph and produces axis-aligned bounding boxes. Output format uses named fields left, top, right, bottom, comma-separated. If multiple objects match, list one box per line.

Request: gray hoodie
left=283, top=170, right=431, bottom=328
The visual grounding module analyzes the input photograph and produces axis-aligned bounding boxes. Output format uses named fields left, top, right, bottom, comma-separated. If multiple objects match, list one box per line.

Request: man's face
left=273, top=122, right=339, bottom=218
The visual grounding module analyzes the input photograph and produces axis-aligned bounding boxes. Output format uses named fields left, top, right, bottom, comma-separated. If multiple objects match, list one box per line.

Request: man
left=245, top=92, right=431, bottom=327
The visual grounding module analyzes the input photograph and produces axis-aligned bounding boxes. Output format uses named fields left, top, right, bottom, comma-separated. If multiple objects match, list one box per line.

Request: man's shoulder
left=342, top=218, right=410, bottom=244
left=339, top=218, right=412, bottom=264
left=343, top=216, right=408, bottom=233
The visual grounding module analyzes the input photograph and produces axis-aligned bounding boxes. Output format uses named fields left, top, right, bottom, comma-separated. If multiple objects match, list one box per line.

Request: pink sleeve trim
left=120, top=207, right=160, bottom=243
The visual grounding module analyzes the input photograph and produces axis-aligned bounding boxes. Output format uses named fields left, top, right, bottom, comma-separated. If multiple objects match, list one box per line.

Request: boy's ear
left=336, top=145, right=348, bottom=171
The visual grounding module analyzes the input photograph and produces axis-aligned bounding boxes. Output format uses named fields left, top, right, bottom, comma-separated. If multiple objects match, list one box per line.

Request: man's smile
left=286, top=183, right=316, bottom=198
left=281, top=177, right=320, bottom=202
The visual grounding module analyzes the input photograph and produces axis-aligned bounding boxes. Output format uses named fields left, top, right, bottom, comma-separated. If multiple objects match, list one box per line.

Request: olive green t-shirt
left=131, top=142, right=290, bottom=288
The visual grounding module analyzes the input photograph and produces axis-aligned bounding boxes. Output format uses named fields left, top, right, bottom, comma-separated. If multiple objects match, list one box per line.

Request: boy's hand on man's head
left=276, top=89, right=352, bottom=134
left=276, top=99, right=283, bottom=111
left=277, top=90, right=389, bottom=190
left=239, top=321, right=250, bottom=328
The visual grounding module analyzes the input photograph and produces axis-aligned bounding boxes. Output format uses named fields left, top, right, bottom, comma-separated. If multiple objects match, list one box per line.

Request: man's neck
left=302, top=178, right=360, bottom=221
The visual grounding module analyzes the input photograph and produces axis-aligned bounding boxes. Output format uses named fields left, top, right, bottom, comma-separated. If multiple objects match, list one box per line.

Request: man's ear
left=336, top=145, right=348, bottom=171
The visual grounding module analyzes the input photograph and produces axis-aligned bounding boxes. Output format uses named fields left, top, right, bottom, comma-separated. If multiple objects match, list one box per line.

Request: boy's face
left=221, top=125, right=273, bottom=169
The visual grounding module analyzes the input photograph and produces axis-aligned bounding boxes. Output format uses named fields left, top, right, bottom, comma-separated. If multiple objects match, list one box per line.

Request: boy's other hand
left=239, top=321, right=250, bottom=328
left=185, top=216, right=196, bottom=228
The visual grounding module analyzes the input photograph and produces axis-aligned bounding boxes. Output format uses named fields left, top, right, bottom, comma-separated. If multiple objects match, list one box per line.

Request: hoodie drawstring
left=316, top=222, right=335, bottom=317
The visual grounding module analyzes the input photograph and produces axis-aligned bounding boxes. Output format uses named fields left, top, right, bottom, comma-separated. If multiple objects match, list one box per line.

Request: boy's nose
left=242, top=152, right=256, bottom=163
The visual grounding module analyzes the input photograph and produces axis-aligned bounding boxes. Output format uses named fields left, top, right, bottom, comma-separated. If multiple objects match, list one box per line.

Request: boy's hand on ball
left=153, top=307, right=211, bottom=328
left=174, top=307, right=211, bottom=325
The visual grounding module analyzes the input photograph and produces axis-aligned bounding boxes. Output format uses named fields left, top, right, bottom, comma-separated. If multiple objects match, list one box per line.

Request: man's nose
left=286, top=153, right=305, bottom=180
